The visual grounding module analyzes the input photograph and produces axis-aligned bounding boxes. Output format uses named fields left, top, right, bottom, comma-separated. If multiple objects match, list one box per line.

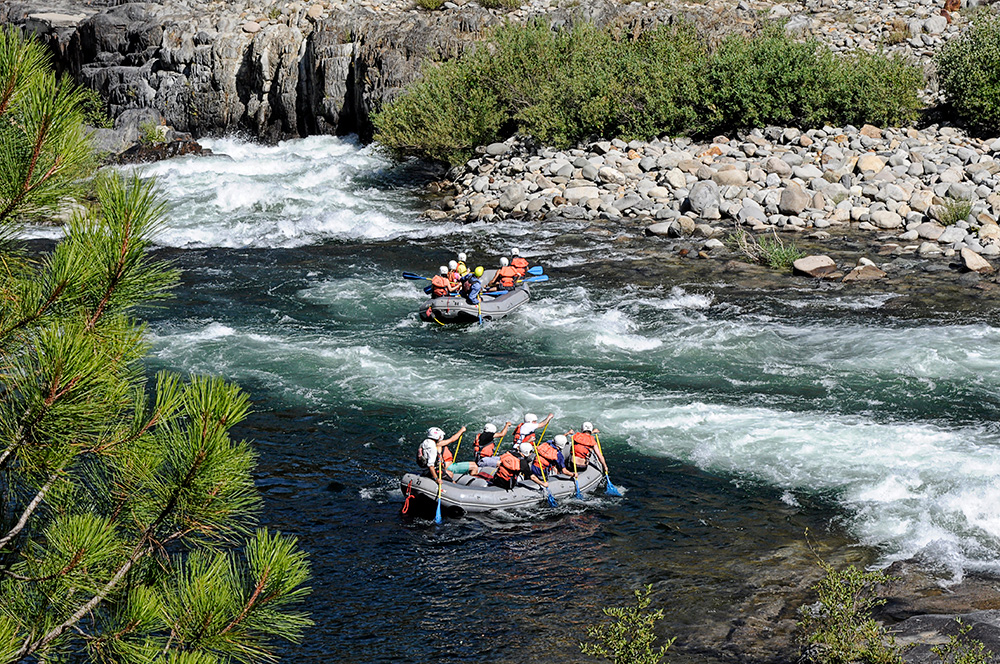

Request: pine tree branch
left=0, top=278, right=70, bottom=340
left=220, top=570, right=270, bottom=636
left=86, top=202, right=136, bottom=331
left=0, top=115, right=54, bottom=226
left=0, top=469, right=59, bottom=550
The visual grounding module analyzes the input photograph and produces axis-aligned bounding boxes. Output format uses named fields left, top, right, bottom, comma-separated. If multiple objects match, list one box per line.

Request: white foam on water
left=117, top=135, right=466, bottom=248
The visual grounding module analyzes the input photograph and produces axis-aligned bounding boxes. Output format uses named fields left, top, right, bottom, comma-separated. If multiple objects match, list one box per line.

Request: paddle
left=402, top=272, right=430, bottom=281
left=452, top=432, right=464, bottom=465
left=521, top=275, right=548, bottom=283
left=527, top=266, right=544, bottom=276
left=434, top=452, right=443, bottom=524
left=594, top=433, right=622, bottom=497
left=531, top=420, right=557, bottom=507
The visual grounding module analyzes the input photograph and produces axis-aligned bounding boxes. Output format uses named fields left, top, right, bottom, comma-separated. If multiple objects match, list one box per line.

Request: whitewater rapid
left=129, top=136, right=1000, bottom=583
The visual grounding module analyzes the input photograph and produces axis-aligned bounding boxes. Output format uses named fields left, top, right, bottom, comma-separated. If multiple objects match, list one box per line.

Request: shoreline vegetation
left=374, top=20, right=924, bottom=166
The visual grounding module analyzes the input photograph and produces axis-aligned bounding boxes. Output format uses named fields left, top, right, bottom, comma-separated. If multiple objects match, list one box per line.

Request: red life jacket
left=493, top=452, right=522, bottom=482
left=441, top=446, right=453, bottom=466
left=511, top=256, right=529, bottom=277
left=431, top=274, right=450, bottom=297
left=497, top=265, right=518, bottom=289
left=448, top=269, right=462, bottom=285
left=571, top=432, right=597, bottom=460
left=513, top=422, right=537, bottom=447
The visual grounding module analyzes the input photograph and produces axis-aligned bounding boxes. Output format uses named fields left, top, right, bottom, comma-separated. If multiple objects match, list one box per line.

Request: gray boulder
left=687, top=180, right=720, bottom=217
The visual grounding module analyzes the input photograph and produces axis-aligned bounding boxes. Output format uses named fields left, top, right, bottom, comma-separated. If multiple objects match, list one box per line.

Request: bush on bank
left=936, top=14, right=1000, bottom=133
left=373, top=20, right=923, bottom=165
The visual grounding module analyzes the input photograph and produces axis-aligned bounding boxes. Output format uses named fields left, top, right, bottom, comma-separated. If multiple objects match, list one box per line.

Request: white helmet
left=427, top=427, right=445, bottom=441
left=483, top=423, right=497, bottom=433
left=554, top=434, right=568, bottom=445
left=511, top=248, right=520, bottom=256
left=582, top=422, right=594, bottom=432
left=439, top=265, right=448, bottom=275
left=458, top=252, right=467, bottom=262
left=448, top=260, right=458, bottom=270
left=518, top=442, right=534, bottom=456
left=524, top=413, right=538, bottom=423
left=499, top=257, right=509, bottom=266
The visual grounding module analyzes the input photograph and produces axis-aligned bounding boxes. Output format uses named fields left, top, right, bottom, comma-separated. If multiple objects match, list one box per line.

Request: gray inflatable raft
left=400, top=458, right=607, bottom=516
left=417, top=269, right=530, bottom=324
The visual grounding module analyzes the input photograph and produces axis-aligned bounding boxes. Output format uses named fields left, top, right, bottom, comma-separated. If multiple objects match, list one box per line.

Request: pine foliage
left=0, top=30, right=310, bottom=664
left=0, top=26, right=94, bottom=235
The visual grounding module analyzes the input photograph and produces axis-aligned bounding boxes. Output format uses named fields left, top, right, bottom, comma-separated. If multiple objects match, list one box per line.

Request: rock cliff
left=1, top=0, right=691, bottom=140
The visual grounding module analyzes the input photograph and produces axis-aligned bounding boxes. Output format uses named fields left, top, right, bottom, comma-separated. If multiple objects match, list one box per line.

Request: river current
left=61, top=136, right=1000, bottom=662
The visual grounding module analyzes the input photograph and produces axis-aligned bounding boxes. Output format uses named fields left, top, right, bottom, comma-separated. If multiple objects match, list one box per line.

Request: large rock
left=687, top=180, right=720, bottom=217
left=793, top=255, right=838, bottom=278
left=779, top=184, right=811, bottom=215
left=870, top=210, right=903, bottom=229
left=497, top=183, right=525, bottom=211
left=962, top=247, right=995, bottom=274
left=712, top=169, right=748, bottom=187
left=856, top=153, right=886, bottom=173
left=563, top=186, right=600, bottom=204
left=842, top=264, right=887, bottom=282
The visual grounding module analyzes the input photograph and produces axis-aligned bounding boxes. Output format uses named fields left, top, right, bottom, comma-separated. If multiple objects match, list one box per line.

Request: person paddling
left=510, top=248, right=530, bottom=278
left=474, top=421, right=512, bottom=470
left=565, top=421, right=607, bottom=474
left=490, top=442, right=548, bottom=491
left=460, top=266, right=485, bottom=305
left=512, top=412, right=553, bottom=449
left=417, top=426, right=471, bottom=482
left=488, top=257, right=518, bottom=291
left=430, top=266, right=458, bottom=298
left=534, top=434, right=576, bottom=478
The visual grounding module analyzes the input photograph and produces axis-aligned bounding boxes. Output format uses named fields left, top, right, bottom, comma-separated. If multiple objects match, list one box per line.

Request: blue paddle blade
left=605, top=476, right=622, bottom=497
left=546, top=489, right=557, bottom=507
left=527, top=266, right=544, bottom=275
left=574, top=479, right=583, bottom=499
left=402, top=272, right=429, bottom=280
left=423, top=285, right=432, bottom=294
left=434, top=502, right=442, bottom=523
left=523, top=274, right=548, bottom=283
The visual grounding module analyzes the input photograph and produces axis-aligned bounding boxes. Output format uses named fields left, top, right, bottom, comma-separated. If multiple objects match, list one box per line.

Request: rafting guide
left=401, top=249, right=549, bottom=325
left=401, top=415, right=622, bottom=520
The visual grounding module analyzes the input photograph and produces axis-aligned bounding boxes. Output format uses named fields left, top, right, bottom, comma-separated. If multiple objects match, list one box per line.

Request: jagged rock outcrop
left=1, top=0, right=700, bottom=140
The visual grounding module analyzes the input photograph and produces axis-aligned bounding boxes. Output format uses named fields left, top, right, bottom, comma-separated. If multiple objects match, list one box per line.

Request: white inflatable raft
left=400, top=458, right=607, bottom=516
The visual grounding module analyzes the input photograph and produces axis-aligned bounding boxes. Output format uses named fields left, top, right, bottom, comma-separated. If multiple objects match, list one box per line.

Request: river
left=106, top=135, right=1000, bottom=662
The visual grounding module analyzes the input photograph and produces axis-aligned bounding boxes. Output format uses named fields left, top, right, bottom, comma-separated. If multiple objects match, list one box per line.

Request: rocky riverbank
left=428, top=123, right=1000, bottom=292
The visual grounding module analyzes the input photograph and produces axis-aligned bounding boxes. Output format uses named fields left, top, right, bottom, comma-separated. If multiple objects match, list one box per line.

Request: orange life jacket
left=431, top=274, right=450, bottom=297
left=535, top=442, right=559, bottom=470
left=448, top=269, right=462, bottom=284
left=493, top=452, right=522, bottom=482
left=571, top=432, right=597, bottom=460
left=497, top=265, right=518, bottom=289
left=513, top=422, right=537, bottom=447
left=441, top=446, right=453, bottom=466
left=474, top=433, right=496, bottom=459
left=511, top=256, right=529, bottom=277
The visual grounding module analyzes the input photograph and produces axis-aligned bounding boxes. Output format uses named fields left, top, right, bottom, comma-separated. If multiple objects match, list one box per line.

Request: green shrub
left=937, top=14, right=1000, bottom=132
left=138, top=119, right=166, bottom=145
left=416, top=0, right=445, bottom=9
left=932, top=619, right=994, bottom=664
left=580, top=585, right=676, bottom=664
left=941, top=197, right=973, bottom=225
left=373, top=20, right=923, bottom=164
left=797, top=561, right=903, bottom=664
left=479, top=0, right=521, bottom=8
left=730, top=228, right=805, bottom=271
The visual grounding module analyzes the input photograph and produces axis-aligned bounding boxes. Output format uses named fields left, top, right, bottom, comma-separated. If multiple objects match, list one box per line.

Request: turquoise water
left=114, top=136, right=1000, bottom=662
